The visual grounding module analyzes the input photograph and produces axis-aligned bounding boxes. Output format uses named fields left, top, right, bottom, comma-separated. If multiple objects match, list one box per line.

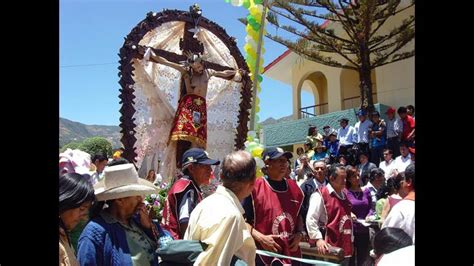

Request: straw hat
left=94, top=163, right=158, bottom=201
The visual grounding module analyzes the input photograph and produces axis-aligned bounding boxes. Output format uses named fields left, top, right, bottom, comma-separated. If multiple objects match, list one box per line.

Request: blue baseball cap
left=356, top=109, right=367, bottom=116
left=262, top=147, right=293, bottom=161
left=182, top=148, right=220, bottom=168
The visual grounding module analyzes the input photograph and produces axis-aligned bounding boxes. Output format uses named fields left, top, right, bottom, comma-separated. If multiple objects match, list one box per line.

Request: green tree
left=79, top=136, right=113, bottom=157
left=265, top=0, right=414, bottom=112
left=60, top=141, right=82, bottom=153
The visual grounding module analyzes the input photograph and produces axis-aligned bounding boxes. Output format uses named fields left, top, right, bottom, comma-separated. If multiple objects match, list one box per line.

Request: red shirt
left=252, top=177, right=304, bottom=265
left=320, top=186, right=353, bottom=257
left=401, top=115, right=415, bottom=141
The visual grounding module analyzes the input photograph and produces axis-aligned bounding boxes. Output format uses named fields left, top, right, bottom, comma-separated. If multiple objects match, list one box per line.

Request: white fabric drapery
left=131, top=21, right=243, bottom=182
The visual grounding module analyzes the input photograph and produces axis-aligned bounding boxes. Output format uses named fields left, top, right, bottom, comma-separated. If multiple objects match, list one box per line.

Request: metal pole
left=249, top=0, right=268, bottom=131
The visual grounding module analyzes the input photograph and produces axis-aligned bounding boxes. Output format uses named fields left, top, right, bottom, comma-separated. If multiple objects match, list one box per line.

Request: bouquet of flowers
left=145, top=182, right=171, bottom=222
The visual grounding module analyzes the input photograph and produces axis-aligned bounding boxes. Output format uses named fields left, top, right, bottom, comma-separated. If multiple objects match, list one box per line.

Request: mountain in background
left=60, top=114, right=293, bottom=148
left=259, top=114, right=293, bottom=126
left=60, top=117, right=122, bottom=148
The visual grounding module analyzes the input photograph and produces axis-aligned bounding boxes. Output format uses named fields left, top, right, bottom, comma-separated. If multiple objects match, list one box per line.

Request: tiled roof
left=262, top=104, right=390, bottom=147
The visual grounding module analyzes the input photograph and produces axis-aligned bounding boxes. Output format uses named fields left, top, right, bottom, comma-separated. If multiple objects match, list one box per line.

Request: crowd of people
left=58, top=105, right=415, bottom=266
left=296, top=105, right=414, bottom=172
left=290, top=104, right=415, bottom=265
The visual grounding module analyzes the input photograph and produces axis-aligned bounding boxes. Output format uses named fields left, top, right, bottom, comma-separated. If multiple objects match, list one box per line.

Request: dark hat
left=182, top=148, right=220, bottom=168
left=323, top=125, right=330, bottom=129
left=337, top=154, right=347, bottom=160
left=338, top=118, right=349, bottom=123
left=262, top=147, right=293, bottom=161
left=358, top=151, right=370, bottom=158
left=372, top=111, right=380, bottom=117
left=356, top=109, right=367, bottom=116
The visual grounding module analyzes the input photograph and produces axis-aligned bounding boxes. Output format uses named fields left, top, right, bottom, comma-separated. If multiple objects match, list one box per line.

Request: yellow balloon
left=256, top=105, right=260, bottom=113
left=246, top=56, right=256, bottom=66
left=249, top=6, right=256, bottom=16
left=252, top=31, right=260, bottom=41
left=246, top=28, right=258, bottom=40
left=248, top=50, right=257, bottom=60
left=250, top=5, right=262, bottom=18
left=252, top=146, right=264, bottom=158
left=244, top=43, right=252, bottom=53
left=248, top=65, right=255, bottom=73
left=246, top=24, right=256, bottom=35
left=246, top=24, right=252, bottom=31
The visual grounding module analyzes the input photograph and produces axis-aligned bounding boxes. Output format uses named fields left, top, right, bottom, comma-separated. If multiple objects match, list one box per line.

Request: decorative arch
left=117, top=9, right=253, bottom=166
left=296, top=71, right=328, bottom=118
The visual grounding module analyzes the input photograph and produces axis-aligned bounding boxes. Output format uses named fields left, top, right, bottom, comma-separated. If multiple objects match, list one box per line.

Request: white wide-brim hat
left=94, top=163, right=159, bottom=201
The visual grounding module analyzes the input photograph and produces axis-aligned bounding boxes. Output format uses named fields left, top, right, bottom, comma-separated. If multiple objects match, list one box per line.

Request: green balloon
left=247, top=14, right=253, bottom=22
left=257, top=75, right=263, bottom=83
left=243, top=0, right=250, bottom=8
left=247, top=142, right=258, bottom=150
left=254, top=0, right=263, bottom=4
left=225, top=0, right=231, bottom=2
left=251, top=22, right=260, bottom=31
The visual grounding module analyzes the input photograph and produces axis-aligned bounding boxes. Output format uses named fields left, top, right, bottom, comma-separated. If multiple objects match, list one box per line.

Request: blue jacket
left=77, top=214, right=162, bottom=266
left=324, top=140, right=340, bottom=158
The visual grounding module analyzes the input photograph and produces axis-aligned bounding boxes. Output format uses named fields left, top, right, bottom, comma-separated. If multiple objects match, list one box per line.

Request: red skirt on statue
left=169, top=94, right=207, bottom=148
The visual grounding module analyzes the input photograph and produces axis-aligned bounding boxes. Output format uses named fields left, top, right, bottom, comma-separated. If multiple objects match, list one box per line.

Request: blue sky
left=60, top=0, right=314, bottom=126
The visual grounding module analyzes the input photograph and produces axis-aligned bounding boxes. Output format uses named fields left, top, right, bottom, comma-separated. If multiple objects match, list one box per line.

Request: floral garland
left=145, top=182, right=171, bottom=222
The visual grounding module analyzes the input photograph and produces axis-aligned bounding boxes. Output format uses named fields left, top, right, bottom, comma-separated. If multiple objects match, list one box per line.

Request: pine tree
left=265, top=0, right=414, bottom=113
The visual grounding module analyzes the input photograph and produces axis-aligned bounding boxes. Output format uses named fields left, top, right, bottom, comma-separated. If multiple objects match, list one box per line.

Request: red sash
left=320, top=186, right=353, bottom=257
left=252, top=177, right=304, bottom=265
left=169, top=94, right=207, bottom=147
left=162, top=177, right=202, bottom=239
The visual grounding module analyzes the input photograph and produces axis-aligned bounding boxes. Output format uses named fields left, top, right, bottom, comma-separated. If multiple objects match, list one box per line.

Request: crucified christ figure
left=139, top=46, right=245, bottom=167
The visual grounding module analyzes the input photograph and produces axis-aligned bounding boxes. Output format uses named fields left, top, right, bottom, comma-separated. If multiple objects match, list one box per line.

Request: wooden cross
left=133, top=5, right=237, bottom=84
